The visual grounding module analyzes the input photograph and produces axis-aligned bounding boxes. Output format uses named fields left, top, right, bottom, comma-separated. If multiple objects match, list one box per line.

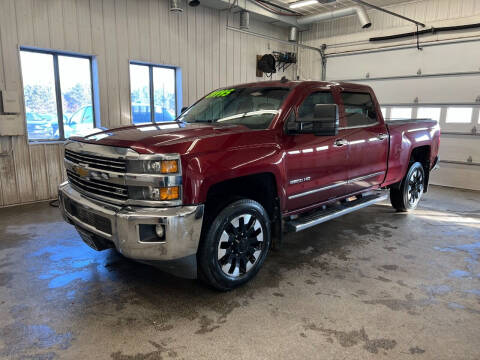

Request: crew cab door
left=340, top=91, right=388, bottom=193
left=284, top=90, right=349, bottom=212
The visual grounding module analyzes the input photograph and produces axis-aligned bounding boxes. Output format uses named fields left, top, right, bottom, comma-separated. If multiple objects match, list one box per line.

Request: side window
left=341, top=92, right=377, bottom=128
left=129, top=62, right=178, bottom=124
left=20, top=48, right=97, bottom=141
left=285, top=110, right=297, bottom=132
left=298, top=92, right=335, bottom=122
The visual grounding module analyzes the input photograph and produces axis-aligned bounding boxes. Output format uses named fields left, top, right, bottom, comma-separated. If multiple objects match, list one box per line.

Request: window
left=341, top=92, right=377, bottom=127
left=295, top=91, right=335, bottom=133
left=390, top=107, right=412, bottom=120
left=20, top=49, right=96, bottom=140
left=417, top=107, right=441, bottom=122
left=381, top=107, right=387, bottom=118
left=129, top=62, right=177, bottom=124
left=298, top=92, right=334, bottom=122
left=178, top=87, right=290, bottom=130
left=446, top=107, right=473, bottom=124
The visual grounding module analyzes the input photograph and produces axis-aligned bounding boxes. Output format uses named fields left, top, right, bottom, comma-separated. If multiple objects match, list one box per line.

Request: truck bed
left=383, top=118, right=440, bottom=187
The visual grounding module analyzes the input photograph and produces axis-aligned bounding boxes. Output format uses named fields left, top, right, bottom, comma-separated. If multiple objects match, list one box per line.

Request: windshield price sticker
left=206, top=89, right=236, bottom=98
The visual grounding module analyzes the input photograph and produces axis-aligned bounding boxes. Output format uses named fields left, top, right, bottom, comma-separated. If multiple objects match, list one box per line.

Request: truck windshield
left=177, top=87, right=290, bottom=130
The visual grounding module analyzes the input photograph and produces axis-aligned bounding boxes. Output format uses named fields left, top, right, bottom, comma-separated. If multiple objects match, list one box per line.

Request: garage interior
left=0, top=0, right=479, bottom=359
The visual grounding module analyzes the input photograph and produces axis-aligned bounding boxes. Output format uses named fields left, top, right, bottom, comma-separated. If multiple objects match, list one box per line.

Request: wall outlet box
left=0, top=114, right=24, bottom=136
left=1, top=90, right=21, bottom=114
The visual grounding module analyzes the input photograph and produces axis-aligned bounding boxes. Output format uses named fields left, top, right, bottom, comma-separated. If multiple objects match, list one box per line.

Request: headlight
left=128, top=159, right=179, bottom=174
left=129, top=186, right=180, bottom=201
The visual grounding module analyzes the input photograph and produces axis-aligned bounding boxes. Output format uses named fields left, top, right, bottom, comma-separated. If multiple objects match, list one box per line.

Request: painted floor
left=0, top=185, right=479, bottom=359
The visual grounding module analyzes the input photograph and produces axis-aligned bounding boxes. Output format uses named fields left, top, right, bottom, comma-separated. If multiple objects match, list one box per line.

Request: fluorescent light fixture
left=289, top=0, right=318, bottom=9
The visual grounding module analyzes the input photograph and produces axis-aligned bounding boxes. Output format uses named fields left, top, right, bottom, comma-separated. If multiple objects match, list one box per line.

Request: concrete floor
left=0, top=186, right=479, bottom=360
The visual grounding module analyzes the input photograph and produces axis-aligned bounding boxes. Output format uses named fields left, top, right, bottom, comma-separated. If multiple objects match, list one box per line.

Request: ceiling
left=279, top=0, right=412, bottom=16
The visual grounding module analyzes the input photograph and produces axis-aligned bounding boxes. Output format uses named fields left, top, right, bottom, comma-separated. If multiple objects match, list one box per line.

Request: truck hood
left=73, top=122, right=261, bottom=155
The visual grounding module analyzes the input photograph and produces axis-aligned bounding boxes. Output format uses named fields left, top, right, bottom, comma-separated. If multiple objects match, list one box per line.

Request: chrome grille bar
left=66, top=170, right=127, bottom=194
left=65, top=149, right=127, bottom=172
left=64, top=141, right=183, bottom=207
left=67, top=170, right=128, bottom=200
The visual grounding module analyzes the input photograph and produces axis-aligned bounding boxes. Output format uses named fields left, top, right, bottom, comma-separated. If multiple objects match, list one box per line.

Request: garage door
left=325, top=39, right=480, bottom=191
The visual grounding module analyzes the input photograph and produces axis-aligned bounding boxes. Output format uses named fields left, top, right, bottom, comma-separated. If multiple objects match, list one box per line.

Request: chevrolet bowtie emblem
left=73, top=165, right=89, bottom=178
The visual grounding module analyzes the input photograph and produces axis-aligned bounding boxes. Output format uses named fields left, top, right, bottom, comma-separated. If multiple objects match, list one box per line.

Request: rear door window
left=341, top=92, right=377, bottom=128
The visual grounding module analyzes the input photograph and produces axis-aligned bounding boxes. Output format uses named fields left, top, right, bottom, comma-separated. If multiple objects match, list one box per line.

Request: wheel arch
left=204, top=172, right=279, bottom=222
left=390, top=145, right=431, bottom=191
left=409, top=145, right=431, bottom=192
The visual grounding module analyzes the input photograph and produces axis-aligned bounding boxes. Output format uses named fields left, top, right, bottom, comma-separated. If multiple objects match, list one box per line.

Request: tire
left=390, top=162, right=425, bottom=212
left=197, top=199, right=271, bottom=291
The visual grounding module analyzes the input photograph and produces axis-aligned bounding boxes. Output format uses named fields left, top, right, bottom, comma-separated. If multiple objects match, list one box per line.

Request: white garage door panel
left=356, top=76, right=480, bottom=104
left=327, top=40, right=480, bottom=81
left=440, top=136, right=480, bottom=163
left=430, top=163, right=480, bottom=191
left=325, top=40, right=480, bottom=191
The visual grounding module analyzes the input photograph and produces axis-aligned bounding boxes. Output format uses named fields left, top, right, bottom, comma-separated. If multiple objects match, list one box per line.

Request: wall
left=0, top=0, right=296, bottom=207
left=298, top=0, right=480, bottom=191
left=298, top=0, right=480, bottom=79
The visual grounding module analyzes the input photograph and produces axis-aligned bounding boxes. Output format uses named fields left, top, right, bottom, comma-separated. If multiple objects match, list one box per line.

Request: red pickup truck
left=59, top=80, right=440, bottom=290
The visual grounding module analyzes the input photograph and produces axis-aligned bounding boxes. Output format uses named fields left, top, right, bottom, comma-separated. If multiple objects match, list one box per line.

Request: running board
left=285, top=193, right=389, bottom=232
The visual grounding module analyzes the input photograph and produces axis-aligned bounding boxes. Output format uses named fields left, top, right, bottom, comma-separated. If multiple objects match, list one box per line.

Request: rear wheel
left=197, top=199, right=270, bottom=291
left=390, top=162, right=425, bottom=212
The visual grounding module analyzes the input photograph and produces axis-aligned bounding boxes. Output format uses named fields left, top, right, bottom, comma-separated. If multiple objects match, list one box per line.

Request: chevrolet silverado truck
left=58, top=80, right=440, bottom=290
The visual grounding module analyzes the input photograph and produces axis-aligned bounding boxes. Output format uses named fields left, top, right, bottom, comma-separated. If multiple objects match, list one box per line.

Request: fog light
left=139, top=224, right=165, bottom=242
left=155, top=224, right=165, bottom=238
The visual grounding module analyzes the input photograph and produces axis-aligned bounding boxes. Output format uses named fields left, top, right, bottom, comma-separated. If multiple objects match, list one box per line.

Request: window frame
left=389, top=106, right=413, bottom=121
left=129, top=61, right=179, bottom=124
left=20, top=46, right=97, bottom=142
left=416, top=106, right=442, bottom=122
left=381, top=104, right=479, bottom=134
left=445, top=106, right=474, bottom=124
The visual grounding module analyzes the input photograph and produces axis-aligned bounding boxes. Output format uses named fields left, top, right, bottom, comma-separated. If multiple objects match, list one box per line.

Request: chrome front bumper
left=58, top=182, right=204, bottom=278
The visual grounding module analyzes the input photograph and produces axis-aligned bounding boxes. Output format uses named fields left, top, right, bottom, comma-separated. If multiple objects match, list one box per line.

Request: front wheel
left=390, top=162, right=425, bottom=212
left=197, top=199, right=271, bottom=291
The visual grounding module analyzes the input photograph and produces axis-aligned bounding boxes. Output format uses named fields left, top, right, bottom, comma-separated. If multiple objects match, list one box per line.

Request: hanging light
left=289, top=0, right=318, bottom=9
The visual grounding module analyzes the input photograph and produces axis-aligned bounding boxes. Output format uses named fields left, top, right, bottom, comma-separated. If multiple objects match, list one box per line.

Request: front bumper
left=58, top=182, right=204, bottom=278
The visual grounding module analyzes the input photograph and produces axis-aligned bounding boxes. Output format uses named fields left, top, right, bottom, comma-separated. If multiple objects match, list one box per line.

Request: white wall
left=298, top=0, right=480, bottom=191
left=0, top=0, right=296, bottom=207
left=298, top=0, right=480, bottom=79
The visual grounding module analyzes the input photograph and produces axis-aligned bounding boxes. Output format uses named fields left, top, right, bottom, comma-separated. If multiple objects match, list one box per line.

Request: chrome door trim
left=288, top=181, right=347, bottom=200
left=349, top=171, right=385, bottom=183
left=338, top=122, right=380, bottom=131
left=288, top=171, right=385, bottom=200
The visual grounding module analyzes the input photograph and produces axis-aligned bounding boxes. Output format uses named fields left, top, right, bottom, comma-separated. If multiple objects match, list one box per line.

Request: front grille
left=66, top=169, right=128, bottom=201
left=65, top=149, right=127, bottom=173
left=63, top=197, right=112, bottom=235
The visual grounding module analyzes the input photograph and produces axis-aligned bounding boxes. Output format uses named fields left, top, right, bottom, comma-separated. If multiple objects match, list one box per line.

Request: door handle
left=334, top=139, right=348, bottom=147
left=377, top=133, right=388, bottom=140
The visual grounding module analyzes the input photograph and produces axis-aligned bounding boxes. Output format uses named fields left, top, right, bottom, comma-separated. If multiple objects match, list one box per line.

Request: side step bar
left=285, top=193, right=389, bottom=232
